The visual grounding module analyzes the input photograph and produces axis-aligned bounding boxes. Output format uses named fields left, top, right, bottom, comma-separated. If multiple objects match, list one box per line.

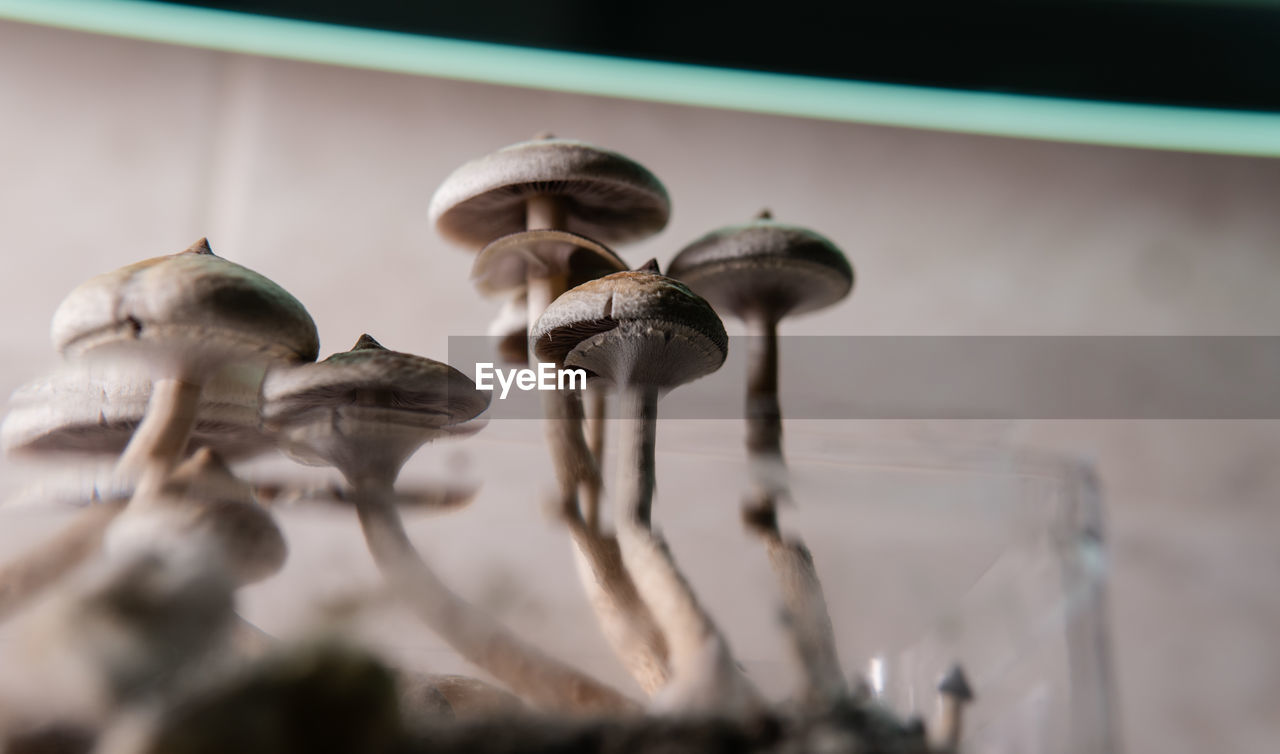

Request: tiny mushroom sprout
left=49, top=237, right=319, bottom=499
left=533, top=263, right=761, bottom=715
left=668, top=210, right=853, bottom=705
left=261, top=334, right=635, bottom=715
left=935, top=663, right=975, bottom=751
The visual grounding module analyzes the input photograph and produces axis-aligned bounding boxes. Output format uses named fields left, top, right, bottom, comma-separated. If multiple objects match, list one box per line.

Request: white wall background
left=0, top=19, right=1278, bottom=753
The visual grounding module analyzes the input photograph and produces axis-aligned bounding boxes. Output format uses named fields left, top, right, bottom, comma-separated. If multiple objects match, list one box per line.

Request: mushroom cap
left=50, top=238, right=319, bottom=375
left=937, top=663, right=975, bottom=701
left=531, top=268, right=727, bottom=390
left=261, top=335, right=489, bottom=477
left=1, top=364, right=272, bottom=460
left=667, top=215, right=853, bottom=322
left=262, top=334, right=489, bottom=429
left=471, top=229, right=628, bottom=296
left=428, top=137, right=670, bottom=249
left=107, top=448, right=287, bottom=586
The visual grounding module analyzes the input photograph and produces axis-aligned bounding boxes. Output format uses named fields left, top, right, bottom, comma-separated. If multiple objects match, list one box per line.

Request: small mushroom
left=103, top=448, right=287, bottom=590
left=533, top=265, right=760, bottom=715
left=668, top=209, right=853, bottom=498
left=49, top=238, right=318, bottom=498
left=668, top=211, right=853, bottom=704
left=262, top=334, right=634, bottom=715
left=935, top=663, right=974, bottom=751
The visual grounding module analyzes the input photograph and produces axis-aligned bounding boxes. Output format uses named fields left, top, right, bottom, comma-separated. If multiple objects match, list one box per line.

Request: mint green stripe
left=3, top=0, right=1279, bottom=157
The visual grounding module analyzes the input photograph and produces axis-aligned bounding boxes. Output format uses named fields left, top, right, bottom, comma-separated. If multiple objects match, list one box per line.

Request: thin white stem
left=115, top=377, right=203, bottom=500
left=351, top=477, right=636, bottom=715
left=613, top=388, right=760, bottom=714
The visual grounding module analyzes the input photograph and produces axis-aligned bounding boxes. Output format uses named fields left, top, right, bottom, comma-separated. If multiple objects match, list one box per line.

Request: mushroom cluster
left=0, top=139, right=973, bottom=754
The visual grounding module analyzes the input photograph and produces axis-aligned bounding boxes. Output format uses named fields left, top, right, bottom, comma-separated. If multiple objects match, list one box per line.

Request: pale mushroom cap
left=108, top=448, right=287, bottom=586
left=667, top=217, right=853, bottom=321
left=471, top=229, right=628, bottom=296
left=50, top=239, right=319, bottom=373
left=261, top=334, right=490, bottom=429
left=531, top=269, right=728, bottom=389
left=1, top=364, right=272, bottom=460
left=428, top=138, right=670, bottom=249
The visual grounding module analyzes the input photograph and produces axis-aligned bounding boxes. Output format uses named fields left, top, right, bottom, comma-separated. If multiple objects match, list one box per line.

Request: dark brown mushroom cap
left=1, top=366, right=271, bottom=460
left=471, top=229, right=628, bottom=296
left=261, top=334, right=490, bottom=429
left=50, top=238, right=319, bottom=371
left=428, top=138, right=670, bottom=249
left=531, top=270, right=728, bottom=389
left=937, top=664, right=974, bottom=701
left=667, top=216, right=853, bottom=321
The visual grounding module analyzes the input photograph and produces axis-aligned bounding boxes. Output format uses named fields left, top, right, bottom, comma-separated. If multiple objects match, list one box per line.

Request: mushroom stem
left=742, top=315, right=846, bottom=705
left=525, top=194, right=567, bottom=231
left=544, top=388, right=671, bottom=697
left=524, top=275, right=567, bottom=358
left=745, top=315, right=783, bottom=484
left=115, top=377, right=203, bottom=499
left=584, top=383, right=608, bottom=529
left=0, top=501, right=124, bottom=620
left=613, top=387, right=759, bottom=713
left=615, top=388, right=658, bottom=527
left=566, top=526, right=670, bottom=695
left=743, top=505, right=846, bottom=705
left=349, top=475, right=636, bottom=714
left=938, top=696, right=964, bottom=751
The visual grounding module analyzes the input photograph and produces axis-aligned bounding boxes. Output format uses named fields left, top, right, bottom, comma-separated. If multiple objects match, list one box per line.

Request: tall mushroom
left=668, top=210, right=853, bottom=704
left=532, top=265, right=760, bottom=715
left=50, top=237, right=318, bottom=499
left=261, top=334, right=634, bottom=714
left=430, top=136, right=673, bottom=695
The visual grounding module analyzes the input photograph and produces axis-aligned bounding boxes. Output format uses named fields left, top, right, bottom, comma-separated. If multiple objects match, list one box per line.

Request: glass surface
left=0, top=420, right=1118, bottom=753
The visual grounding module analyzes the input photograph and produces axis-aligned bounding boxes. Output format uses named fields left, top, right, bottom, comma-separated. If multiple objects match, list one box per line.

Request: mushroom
left=261, top=334, right=634, bottom=714
left=0, top=448, right=284, bottom=624
left=50, top=237, right=318, bottom=499
left=532, top=265, right=760, bottom=715
left=935, top=664, right=974, bottom=751
left=102, top=447, right=287, bottom=591
left=432, top=136, right=673, bottom=696
left=668, top=210, right=853, bottom=704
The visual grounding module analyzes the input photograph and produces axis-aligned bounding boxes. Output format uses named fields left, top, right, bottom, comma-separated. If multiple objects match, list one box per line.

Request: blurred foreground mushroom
left=262, top=334, right=633, bottom=714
